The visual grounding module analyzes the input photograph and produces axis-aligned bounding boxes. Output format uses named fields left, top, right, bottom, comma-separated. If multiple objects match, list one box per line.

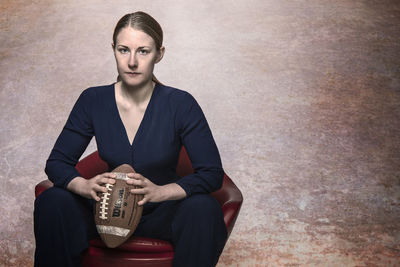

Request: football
left=94, top=164, right=143, bottom=248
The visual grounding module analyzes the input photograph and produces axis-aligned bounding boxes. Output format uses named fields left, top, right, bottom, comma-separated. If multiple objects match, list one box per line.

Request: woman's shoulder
left=73, top=83, right=114, bottom=106
left=157, top=83, right=196, bottom=104
left=81, top=83, right=114, bottom=96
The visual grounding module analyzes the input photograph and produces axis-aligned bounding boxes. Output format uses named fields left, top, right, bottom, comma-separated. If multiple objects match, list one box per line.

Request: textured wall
left=1, top=0, right=399, bottom=266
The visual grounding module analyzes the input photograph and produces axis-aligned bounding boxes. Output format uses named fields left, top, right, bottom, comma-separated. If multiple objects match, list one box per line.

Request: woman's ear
left=155, top=46, right=165, bottom=64
left=111, top=42, right=115, bottom=51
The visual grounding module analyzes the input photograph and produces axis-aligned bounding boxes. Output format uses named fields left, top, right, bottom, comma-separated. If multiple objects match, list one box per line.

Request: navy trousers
left=34, top=187, right=227, bottom=267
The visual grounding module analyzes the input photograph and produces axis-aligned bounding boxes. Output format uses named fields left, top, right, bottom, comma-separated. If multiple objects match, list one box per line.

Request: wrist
left=161, top=183, right=187, bottom=201
left=66, top=176, right=86, bottom=193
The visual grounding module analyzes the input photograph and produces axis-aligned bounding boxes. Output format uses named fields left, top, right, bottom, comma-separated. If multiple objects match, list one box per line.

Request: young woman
left=34, top=11, right=227, bottom=267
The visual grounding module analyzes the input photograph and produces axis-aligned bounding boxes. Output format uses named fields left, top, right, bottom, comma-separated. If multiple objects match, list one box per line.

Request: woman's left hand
left=126, top=173, right=187, bottom=206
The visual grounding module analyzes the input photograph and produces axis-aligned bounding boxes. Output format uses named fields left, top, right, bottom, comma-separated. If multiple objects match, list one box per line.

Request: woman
left=34, top=11, right=227, bottom=267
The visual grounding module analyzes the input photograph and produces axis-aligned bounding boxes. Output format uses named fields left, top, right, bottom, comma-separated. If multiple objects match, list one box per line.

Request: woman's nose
left=128, top=54, right=137, bottom=68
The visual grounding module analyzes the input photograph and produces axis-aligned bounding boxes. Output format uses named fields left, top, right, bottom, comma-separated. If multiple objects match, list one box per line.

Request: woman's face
left=113, top=27, right=164, bottom=88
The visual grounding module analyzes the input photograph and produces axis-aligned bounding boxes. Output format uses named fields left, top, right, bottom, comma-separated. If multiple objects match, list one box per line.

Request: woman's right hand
left=66, top=173, right=116, bottom=201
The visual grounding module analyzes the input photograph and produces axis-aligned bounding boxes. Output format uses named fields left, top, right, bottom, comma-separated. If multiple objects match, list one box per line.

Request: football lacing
left=99, top=183, right=113, bottom=220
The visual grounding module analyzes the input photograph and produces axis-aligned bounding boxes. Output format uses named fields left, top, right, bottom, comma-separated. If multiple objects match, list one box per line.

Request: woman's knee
left=177, top=194, right=222, bottom=217
left=35, top=187, right=75, bottom=212
left=173, top=194, right=226, bottom=232
left=34, top=186, right=96, bottom=237
left=34, top=187, right=92, bottom=222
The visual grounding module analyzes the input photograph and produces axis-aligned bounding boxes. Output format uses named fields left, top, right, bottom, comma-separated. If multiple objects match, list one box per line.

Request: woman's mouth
left=126, top=72, right=140, bottom=77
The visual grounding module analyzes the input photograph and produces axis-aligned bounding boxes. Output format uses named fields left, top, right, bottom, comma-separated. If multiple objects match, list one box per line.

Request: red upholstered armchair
left=35, top=147, right=243, bottom=267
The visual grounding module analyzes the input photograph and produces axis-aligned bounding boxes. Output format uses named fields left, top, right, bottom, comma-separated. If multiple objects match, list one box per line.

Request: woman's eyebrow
left=117, top=45, right=151, bottom=49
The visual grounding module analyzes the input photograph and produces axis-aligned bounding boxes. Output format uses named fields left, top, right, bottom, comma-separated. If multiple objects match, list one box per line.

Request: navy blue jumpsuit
left=34, top=82, right=228, bottom=267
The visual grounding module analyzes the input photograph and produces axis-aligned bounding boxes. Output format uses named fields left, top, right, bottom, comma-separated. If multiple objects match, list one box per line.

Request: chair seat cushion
left=89, top=236, right=174, bottom=253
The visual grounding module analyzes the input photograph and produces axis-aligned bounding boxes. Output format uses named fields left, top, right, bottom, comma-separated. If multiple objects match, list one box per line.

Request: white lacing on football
left=99, top=183, right=113, bottom=220
left=96, top=225, right=130, bottom=237
left=114, top=172, right=129, bottom=180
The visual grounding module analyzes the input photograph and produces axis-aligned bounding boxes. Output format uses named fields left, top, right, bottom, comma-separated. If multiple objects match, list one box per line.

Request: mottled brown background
left=1, top=0, right=399, bottom=266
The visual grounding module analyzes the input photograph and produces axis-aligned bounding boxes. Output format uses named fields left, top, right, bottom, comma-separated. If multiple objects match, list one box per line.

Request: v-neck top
left=45, top=82, right=224, bottom=197
left=113, top=82, right=155, bottom=147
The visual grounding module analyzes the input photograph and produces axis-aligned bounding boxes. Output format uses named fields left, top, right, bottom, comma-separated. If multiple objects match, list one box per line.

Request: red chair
left=35, top=147, right=243, bottom=267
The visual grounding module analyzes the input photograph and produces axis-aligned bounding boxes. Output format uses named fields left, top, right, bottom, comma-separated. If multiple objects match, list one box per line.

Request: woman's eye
left=138, top=50, right=149, bottom=55
left=119, top=48, right=128, bottom=54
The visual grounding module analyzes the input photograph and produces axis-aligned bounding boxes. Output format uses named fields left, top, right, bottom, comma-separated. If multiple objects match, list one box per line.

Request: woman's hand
left=67, top=173, right=116, bottom=201
left=126, top=173, right=187, bottom=206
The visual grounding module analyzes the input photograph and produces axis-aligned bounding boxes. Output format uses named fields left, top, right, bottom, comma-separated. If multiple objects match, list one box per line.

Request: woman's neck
left=117, top=80, right=155, bottom=107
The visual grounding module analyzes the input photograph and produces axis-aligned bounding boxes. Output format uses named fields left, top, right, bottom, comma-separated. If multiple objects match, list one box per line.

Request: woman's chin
left=120, top=77, right=149, bottom=88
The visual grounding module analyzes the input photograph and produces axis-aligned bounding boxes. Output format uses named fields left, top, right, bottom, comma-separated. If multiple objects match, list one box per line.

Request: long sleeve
left=174, top=92, right=224, bottom=196
left=45, top=89, right=94, bottom=188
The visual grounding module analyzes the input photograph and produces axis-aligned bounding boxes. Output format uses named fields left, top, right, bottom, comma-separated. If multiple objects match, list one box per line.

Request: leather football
left=94, top=164, right=143, bottom=248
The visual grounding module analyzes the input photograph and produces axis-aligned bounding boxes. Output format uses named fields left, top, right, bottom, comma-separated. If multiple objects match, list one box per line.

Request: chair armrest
left=76, top=151, right=109, bottom=179
left=35, top=179, right=54, bottom=197
left=211, top=174, right=243, bottom=237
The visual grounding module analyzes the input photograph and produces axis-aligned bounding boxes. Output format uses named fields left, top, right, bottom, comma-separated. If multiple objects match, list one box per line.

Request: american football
left=94, top=164, right=143, bottom=248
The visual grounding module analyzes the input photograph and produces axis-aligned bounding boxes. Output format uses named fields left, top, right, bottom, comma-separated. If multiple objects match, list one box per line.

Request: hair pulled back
left=113, top=11, right=163, bottom=84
